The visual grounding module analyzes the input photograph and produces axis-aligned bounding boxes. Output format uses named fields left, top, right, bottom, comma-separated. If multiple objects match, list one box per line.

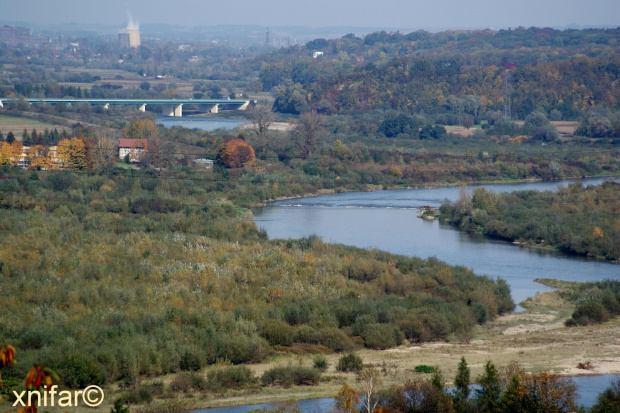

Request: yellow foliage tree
left=27, top=145, right=53, bottom=170
left=0, top=141, right=23, bottom=166
left=57, top=138, right=87, bottom=170
left=123, top=118, right=158, bottom=141
left=0, top=142, right=13, bottom=165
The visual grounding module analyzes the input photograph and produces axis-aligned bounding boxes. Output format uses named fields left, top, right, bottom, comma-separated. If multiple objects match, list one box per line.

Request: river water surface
left=157, top=116, right=249, bottom=131
left=253, top=177, right=619, bottom=306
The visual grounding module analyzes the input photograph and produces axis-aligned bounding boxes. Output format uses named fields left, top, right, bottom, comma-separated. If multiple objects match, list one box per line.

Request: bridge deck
left=2, top=98, right=250, bottom=106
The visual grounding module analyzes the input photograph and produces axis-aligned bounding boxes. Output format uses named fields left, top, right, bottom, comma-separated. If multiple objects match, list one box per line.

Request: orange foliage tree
left=27, top=146, right=53, bottom=170
left=216, top=139, right=255, bottom=168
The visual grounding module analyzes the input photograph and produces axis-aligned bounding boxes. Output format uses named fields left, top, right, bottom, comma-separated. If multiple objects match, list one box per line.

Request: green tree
left=475, top=361, right=502, bottom=413
left=453, top=357, right=470, bottom=411
left=110, top=398, right=130, bottom=413
left=500, top=375, right=525, bottom=412
left=590, top=377, right=620, bottom=413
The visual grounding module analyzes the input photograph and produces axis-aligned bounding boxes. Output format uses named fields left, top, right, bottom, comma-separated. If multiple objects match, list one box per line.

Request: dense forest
left=438, top=180, right=620, bottom=260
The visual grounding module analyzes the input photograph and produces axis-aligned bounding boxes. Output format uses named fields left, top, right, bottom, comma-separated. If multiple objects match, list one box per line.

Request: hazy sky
left=2, top=0, right=619, bottom=30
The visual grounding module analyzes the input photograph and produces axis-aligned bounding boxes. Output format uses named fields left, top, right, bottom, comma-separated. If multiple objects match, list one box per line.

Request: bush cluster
left=261, top=366, right=321, bottom=387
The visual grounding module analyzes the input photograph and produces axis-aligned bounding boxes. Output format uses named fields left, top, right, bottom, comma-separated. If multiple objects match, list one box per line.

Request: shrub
left=56, top=353, right=105, bottom=389
left=169, top=372, right=194, bottom=393
left=313, top=356, right=328, bottom=372
left=261, top=320, right=295, bottom=347
left=294, top=325, right=320, bottom=344
left=261, top=366, right=320, bottom=387
left=336, top=353, right=363, bottom=372
left=179, top=348, right=203, bottom=371
left=414, top=365, right=435, bottom=374
left=566, top=302, right=609, bottom=326
left=360, top=323, right=402, bottom=349
left=217, top=334, right=265, bottom=364
left=0, top=178, right=20, bottom=193
left=46, top=172, right=75, bottom=191
left=208, top=365, right=255, bottom=389
left=124, top=387, right=153, bottom=404
left=317, top=327, right=355, bottom=352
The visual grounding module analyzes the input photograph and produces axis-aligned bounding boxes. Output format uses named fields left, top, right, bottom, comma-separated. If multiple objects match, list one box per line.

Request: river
left=253, top=177, right=620, bottom=306
left=157, top=116, right=249, bottom=131
left=248, top=177, right=620, bottom=409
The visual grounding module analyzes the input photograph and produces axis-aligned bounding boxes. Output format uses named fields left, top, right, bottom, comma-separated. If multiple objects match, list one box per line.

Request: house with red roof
left=118, top=139, right=147, bottom=163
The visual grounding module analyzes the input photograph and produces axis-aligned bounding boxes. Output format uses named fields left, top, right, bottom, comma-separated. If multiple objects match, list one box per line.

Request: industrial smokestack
left=121, top=11, right=140, bottom=48
left=126, top=11, right=139, bottom=31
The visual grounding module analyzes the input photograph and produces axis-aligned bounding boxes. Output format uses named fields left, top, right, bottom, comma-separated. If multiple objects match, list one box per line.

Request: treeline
left=438, top=180, right=620, bottom=260
left=0, top=166, right=513, bottom=391
left=262, top=55, right=620, bottom=121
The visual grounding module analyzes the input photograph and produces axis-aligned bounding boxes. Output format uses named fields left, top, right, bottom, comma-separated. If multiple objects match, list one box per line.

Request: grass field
left=0, top=114, right=71, bottom=135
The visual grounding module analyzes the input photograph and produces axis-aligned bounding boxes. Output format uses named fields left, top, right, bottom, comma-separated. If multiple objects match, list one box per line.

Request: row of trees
left=0, top=137, right=96, bottom=170
left=376, top=358, right=579, bottom=413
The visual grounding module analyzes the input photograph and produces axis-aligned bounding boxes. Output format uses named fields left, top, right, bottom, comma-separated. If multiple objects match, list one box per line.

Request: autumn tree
left=357, top=367, right=381, bottom=413
left=0, top=142, right=14, bottom=165
left=123, top=118, right=159, bottom=141
left=292, top=110, right=323, bottom=159
left=247, top=103, right=274, bottom=151
left=78, top=136, right=95, bottom=169
left=93, top=137, right=117, bottom=173
left=216, top=138, right=256, bottom=168
left=0, top=141, right=23, bottom=166
left=500, top=371, right=577, bottom=412
left=27, top=145, right=53, bottom=170
left=335, top=383, right=360, bottom=413
left=57, top=138, right=87, bottom=170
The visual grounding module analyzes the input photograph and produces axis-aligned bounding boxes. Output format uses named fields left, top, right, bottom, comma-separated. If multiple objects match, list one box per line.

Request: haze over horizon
left=1, top=0, right=619, bottom=33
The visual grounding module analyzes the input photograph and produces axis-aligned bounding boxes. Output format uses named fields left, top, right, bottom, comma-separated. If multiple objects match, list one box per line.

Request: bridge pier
left=161, top=104, right=183, bottom=117
left=198, top=104, right=218, bottom=114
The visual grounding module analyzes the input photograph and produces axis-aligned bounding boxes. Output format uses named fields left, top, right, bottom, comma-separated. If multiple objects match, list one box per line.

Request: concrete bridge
left=0, top=98, right=252, bottom=117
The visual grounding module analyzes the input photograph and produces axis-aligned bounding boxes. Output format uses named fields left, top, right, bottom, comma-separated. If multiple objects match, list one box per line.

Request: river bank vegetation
left=0, top=166, right=513, bottom=404
left=438, top=180, right=620, bottom=261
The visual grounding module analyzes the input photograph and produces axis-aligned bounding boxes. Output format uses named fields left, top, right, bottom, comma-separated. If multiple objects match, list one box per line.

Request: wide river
left=253, top=177, right=620, bottom=306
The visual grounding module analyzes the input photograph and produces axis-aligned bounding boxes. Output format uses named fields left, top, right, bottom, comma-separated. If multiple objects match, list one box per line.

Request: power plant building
left=119, top=29, right=140, bottom=48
